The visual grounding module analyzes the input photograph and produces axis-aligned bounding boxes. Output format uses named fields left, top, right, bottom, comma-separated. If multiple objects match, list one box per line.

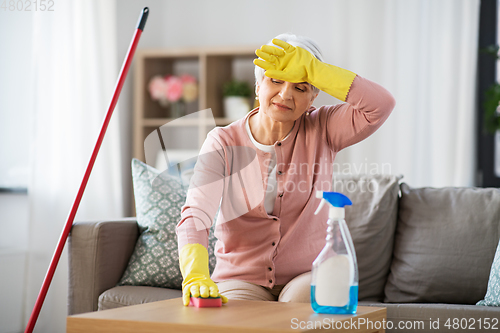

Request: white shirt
left=245, top=117, right=278, bottom=214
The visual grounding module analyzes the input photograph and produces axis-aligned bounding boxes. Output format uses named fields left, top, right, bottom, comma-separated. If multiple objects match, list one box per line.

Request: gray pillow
left=332, top=174, right=402, bottom=302
left=385, top=183, right=500, bottom=304
left=118, top=158, right=217, bottom=289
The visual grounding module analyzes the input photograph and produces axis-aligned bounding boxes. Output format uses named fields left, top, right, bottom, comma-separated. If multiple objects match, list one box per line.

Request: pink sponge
left=189, top=296, right=222, bottom=308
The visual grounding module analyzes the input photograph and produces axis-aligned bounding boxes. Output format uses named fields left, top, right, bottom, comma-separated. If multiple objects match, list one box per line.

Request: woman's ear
left=305, top=92, right=318, bottom=110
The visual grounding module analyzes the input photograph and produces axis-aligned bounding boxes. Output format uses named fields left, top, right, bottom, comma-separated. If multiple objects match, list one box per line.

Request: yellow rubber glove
left=254, top=39, right=357, bottom=102
left=179, top=243, right=228, bottom=306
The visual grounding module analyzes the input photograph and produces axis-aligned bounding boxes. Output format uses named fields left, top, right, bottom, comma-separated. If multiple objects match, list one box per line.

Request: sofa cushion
left=385, top=183, right=500, bottom=304
left=118, top=159, right=217, bottom=290
left=477, top=237, right=500, bottom=306
left=98, top=286, right=182, bottom=311
left=361, top=301, right=500, bottom=333
left=332, top=174, right=402, bottom=302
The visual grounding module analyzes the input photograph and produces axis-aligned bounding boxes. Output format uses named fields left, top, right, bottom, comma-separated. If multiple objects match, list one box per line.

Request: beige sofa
left=68, top=177, right=500, bottom=332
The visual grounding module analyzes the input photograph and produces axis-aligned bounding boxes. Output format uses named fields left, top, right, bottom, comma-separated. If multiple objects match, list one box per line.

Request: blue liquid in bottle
left=311, top=192, right=358, bottom=315
left=310, top=284, right=358, bottom=314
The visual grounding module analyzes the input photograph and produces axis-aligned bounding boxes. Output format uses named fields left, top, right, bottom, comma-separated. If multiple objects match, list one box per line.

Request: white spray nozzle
left=314, top=191, right=352, bottom=219
left=314, top=191, right=326, bottom=215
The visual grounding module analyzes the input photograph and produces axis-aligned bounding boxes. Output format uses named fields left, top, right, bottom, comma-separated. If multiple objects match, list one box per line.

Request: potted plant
left=222, top=80, right=252, bottom=120
left=482, top=45, right=500, bottom=134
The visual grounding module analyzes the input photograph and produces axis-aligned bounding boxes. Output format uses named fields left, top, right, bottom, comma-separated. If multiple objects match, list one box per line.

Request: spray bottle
left=311, top=191, right=358, bottom=314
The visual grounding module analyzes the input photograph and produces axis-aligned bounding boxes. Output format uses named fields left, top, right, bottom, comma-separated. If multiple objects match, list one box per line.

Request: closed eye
left=296, top=84, right=309, bottom=92
left=271, top=79, right=283, bottom=84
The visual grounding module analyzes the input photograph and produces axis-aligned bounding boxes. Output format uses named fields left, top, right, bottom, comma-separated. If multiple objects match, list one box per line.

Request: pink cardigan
left=176, top=75, right=395, bottom=288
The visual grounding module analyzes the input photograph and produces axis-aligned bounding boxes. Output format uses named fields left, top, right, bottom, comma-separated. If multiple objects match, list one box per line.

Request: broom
left=24, top=7, right=149, bottom=333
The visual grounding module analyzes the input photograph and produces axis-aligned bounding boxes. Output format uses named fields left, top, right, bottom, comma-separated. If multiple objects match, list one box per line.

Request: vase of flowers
left=222, top=80, right=252, bottom=120
left=148, top=74, right=198, bottom=118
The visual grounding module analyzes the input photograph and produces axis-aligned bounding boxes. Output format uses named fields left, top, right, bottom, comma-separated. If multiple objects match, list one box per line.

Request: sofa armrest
left=68, top=218, right=138, bottom=315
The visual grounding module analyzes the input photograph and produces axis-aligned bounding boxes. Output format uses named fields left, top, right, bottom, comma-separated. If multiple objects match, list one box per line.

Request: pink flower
left=149, top=74, right=199, bottom=105
left=164, top=75, right=183, bottom=102
left=180, top=74, right=197, bottom=84
left=148, top=75, right=166, bottom=101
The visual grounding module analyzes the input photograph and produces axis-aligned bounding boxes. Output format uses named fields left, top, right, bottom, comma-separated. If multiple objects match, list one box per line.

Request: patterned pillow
left=118, top=158, right=217, bottom=289
left=477, top=238, right=500, bottom=306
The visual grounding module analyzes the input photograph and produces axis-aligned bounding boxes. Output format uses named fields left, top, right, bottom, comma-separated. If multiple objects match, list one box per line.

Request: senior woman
left=176, top=33, right=395, bottom=306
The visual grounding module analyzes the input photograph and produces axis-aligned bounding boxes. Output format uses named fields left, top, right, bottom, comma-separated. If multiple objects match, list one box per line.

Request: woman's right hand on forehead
left=254, top=38, right=357, bottom=101
left=254, top=39, right=311, bottom=84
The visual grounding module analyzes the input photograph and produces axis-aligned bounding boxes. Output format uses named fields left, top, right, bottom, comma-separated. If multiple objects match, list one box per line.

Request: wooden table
left=67, top=298, right=387, bottom=333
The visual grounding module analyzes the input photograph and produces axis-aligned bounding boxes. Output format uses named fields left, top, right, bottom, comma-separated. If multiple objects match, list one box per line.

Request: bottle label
left=315, top=255, right=351, bottom=307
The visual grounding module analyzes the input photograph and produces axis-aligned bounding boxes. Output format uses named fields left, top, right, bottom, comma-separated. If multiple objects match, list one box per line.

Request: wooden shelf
left=142, top=117, right=238, bottom=127
left=215, top=118, right=239, bottom=125
left=142, top=118, right=200, bottom=127
left=133, top=46, right=257, bottom=163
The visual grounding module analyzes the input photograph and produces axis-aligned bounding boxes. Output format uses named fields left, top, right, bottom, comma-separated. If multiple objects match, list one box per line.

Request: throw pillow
left=385, top=183, right=500, bottom=304
left=477, top=238, right=500, bottom=306
left=118, top=158, right=217, bottom=289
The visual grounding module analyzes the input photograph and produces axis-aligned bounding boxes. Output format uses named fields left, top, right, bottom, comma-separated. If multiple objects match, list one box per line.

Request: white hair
left=254, top=33, right=324, bottom=94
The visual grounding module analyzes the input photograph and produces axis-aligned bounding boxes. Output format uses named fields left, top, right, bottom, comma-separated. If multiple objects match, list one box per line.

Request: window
left=477, top=0, right=500, bottom=187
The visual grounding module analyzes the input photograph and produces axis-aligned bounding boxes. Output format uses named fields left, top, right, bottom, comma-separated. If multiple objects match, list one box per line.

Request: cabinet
left=133, top=46, right=258, bottom=166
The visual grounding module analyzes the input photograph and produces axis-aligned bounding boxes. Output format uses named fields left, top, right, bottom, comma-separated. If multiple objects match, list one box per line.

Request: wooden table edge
left=67, top=298, right=387, bottom=333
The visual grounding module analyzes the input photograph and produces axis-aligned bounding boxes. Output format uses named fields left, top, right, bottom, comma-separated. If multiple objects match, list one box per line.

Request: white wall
left=0, top=194, right=29, bottom=333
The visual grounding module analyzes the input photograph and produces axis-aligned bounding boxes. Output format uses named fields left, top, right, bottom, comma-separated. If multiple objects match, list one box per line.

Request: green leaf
left=222, top=80, right=252, bottom=97
left=484, top=83, right=500, bottom=134
left=479, top=45, right=500, bottom=59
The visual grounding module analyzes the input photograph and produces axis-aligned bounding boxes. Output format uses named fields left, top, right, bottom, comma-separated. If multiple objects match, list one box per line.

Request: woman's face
left=256, top=76, right=318, bottom=124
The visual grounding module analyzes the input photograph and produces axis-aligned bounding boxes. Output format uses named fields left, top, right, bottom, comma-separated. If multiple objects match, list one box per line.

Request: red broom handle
left=25, top=7, right=149, bottom=333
